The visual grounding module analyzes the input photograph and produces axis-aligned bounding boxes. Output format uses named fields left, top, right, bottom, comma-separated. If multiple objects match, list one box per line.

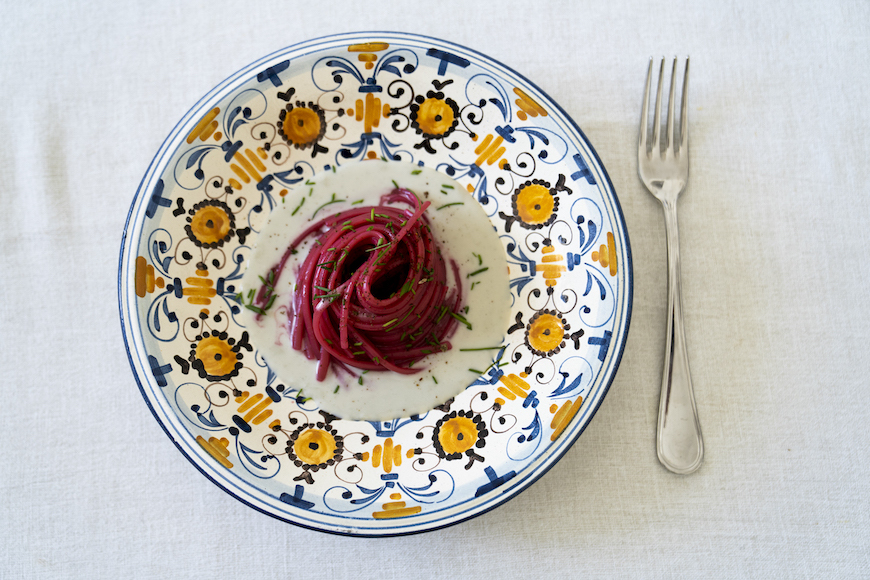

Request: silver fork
left=638, top=57, right=703, bottom=474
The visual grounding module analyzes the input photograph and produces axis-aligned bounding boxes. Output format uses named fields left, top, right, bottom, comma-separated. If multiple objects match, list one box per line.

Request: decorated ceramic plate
left=119, top=32, right=631, bottom=536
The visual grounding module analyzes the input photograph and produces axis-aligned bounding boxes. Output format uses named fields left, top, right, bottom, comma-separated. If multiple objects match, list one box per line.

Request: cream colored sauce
left=240, top=162, right=511, bottom=420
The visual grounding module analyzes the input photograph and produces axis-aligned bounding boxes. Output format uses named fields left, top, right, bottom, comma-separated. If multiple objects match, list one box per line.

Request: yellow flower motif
left=410, top=91, right=459, bottom=141
left=285, top=417, right=344, bottom=483
left=432, top=410, right=487, bottom=463
left=195, top=335, right=238, bottom=377
left=511, top=180, right=558, bottom=230
left=515, top=183, right=555, bottom=225
left=186, top=200, right=235, bottom=248
left=188, top=330, right=247, bottom=381
left=414, top=97, right=455, bottom=137
left=278, top=102, right=326, bottom=149
left=293, top=428, right=339, bottom=466
left=436, top=416, right=478, bottom=455
left=525, top=310, right=567, bottom=356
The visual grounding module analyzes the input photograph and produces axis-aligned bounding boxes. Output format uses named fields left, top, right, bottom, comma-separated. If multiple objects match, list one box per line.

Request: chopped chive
left=383, top=318, right=398, bottom=327
left=437, top=202, right=464, bottom=210
left=312, top=193, right=342, bottom=218
left=351, top=199, right=364, bottom=205
left=291, top=196, right=305, bottom=216
left=316, top=292, right=342, bottom=301
left=448, top=311, right=473, bottom=330
left=305, top=180, right=314, bottom=185
left=392, top=180, right=399, bottom=188
left=472, top=252, right=482, bottom=265
left=469, top=368, right=484, bottom=374
left=394, top=308, right=413, bottom=326
left=459, top=346, right=503, bottom=351
left=467, top=267, right=489, bottom=278
left=308, top=188, right=313, bottom=197
left=411, top=169, right=422, bottom=175
left=442, top=184, right=454, bottom=189
left=471, top=281, right=479, bottom=290
left=244, top=304, right=266, bottom=315
left=365, top=241, right=391, bottom=252
left=334, top=385, right=340, bottom=393
left=432, top=376, right=438, bottom=384
left=358, top=376, right=364, bottom=385
left=314, top=285, right=331, bottom=292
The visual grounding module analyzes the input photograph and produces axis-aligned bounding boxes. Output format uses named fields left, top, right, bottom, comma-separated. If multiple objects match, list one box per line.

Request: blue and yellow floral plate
left=119, top=32, right=632, bottom=536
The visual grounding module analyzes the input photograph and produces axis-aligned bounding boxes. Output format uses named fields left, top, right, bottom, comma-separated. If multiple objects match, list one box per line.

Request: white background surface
left=2, top=1, right=868, bottom=578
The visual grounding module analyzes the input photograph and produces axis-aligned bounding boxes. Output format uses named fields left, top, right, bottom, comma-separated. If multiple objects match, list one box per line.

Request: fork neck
left=657, top=180, right=684, bottom=205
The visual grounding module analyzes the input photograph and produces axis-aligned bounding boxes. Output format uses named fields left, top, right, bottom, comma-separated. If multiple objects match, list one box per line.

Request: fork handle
left=657, top=198, right=704, bottom=474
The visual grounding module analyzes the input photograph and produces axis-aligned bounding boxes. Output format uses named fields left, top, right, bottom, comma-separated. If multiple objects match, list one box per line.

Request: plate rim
left=118, top=30, right=633, bottom=537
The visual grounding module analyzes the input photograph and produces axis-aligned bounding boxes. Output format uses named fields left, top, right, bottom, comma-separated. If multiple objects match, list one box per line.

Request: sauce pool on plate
left=240, top=162, right=511, bottom=420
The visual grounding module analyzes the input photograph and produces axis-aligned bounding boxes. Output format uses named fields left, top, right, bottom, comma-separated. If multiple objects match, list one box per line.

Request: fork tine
left=680, top=58, right=690, bottom=152
left=666, top=58, right=677, bottom=155
left=652, top=58, right=665, bottom=155
left=639, top=58, right=652, bottom=155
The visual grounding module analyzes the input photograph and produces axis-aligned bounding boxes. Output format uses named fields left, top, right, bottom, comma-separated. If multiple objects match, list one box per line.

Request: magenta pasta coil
left=253, top=188, right=463, bottom=381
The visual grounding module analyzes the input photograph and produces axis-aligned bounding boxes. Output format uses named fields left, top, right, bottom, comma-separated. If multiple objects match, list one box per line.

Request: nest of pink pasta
left=254, top=188, right=464, bottom=381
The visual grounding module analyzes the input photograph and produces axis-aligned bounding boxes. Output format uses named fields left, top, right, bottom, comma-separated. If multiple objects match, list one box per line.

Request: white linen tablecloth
left=2, top=1, right=868, bottom=578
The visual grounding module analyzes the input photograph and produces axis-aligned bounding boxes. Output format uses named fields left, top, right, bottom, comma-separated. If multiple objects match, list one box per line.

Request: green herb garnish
left=312, top=193, right=342, bottom=218
left=467, top=267, right=489, bottom=278
left=448, top=311, right=473, bottom=330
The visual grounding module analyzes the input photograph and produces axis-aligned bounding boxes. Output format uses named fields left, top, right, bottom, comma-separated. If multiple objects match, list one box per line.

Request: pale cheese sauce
left=240, top=162, right=511, bottom=420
